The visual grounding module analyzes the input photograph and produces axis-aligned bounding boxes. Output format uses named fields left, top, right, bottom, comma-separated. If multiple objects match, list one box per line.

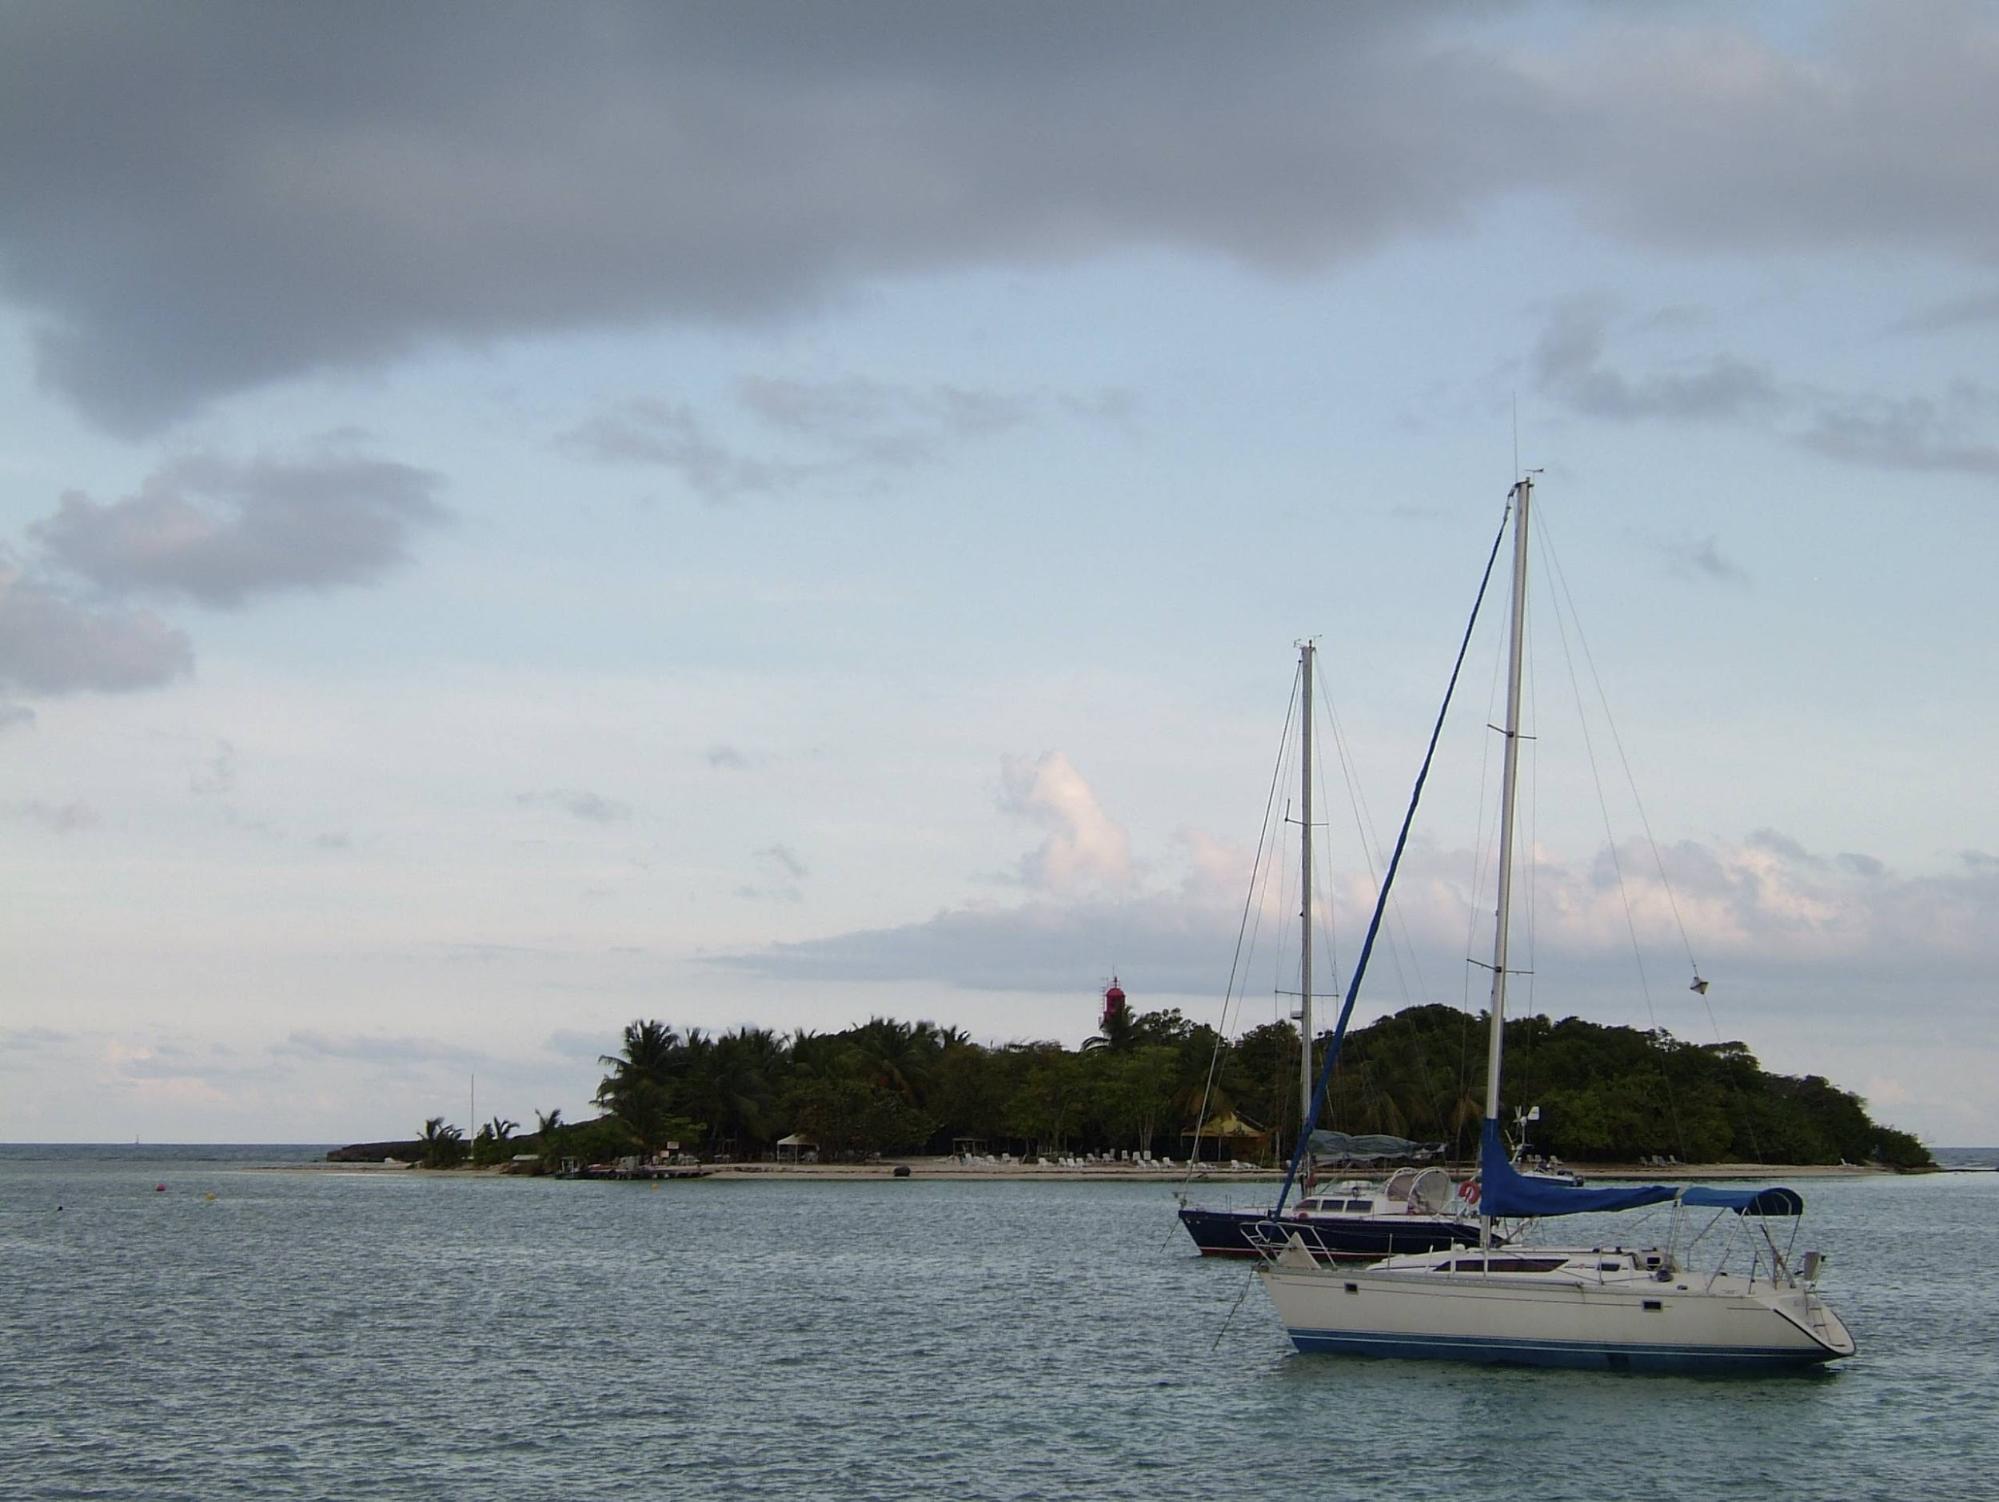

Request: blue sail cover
left=1476, top=1120, right=1804, bottom=1218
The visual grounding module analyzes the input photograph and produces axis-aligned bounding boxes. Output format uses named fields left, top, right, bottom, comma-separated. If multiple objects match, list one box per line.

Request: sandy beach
left=291, top=1155, right=1901, bottom=1182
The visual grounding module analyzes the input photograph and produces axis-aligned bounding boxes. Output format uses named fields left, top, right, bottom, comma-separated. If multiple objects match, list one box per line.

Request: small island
left=328, top=1002, right=1933, bottom=1176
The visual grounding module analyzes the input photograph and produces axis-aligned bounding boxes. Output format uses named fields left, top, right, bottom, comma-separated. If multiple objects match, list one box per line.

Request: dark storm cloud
left=30, top=451, right=448, bottom=608
left=3, top=2, right=1549, bottom=430
left=1544, top=4, right=1999, bottom=260
left=0, top=568, right=194, bottom=695
left=16, top=4, right=1993, bottom=431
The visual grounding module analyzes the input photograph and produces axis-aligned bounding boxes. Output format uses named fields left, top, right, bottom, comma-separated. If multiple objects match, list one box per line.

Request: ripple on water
left=0, top=1163, right=1995, bottom=1501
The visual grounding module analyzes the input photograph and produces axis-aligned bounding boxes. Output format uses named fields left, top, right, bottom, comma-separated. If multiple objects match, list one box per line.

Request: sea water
left=2, top=1146, right=1994, bottom=1502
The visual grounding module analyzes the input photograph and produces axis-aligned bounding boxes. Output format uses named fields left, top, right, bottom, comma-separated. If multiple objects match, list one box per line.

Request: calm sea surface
left=3, top=1146, right=1995, bottom=1501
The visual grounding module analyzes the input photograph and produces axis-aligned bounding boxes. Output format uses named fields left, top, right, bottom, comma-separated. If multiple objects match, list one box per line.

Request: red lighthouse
left=1100, top=976, right=1127, bottom=1031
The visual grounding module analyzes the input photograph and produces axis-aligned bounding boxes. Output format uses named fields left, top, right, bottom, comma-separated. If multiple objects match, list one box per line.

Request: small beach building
left=775, top=1132, right=818, bottom=1164
left=1183, top=1112, right=1271, bottom=1163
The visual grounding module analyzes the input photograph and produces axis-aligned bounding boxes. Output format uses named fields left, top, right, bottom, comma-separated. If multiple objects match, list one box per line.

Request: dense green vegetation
left=421, top=1004, right=1930, bottom=1171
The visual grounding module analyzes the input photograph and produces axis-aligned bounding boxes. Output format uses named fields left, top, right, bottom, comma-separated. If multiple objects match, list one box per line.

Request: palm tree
left=846, top=1016, right=941, bottom=1106
left=418, top=1116, right=466, bottom=1168
left=600, top=1019, right=680, bottom=1089
left=1083, top=1006, right=1139, bottom=1053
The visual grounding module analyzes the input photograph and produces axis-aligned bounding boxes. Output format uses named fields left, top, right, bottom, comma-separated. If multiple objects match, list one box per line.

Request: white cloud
left=998, top=751, right=1133, bottom=894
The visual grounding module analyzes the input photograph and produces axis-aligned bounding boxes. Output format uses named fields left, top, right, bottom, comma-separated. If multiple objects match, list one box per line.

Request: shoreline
left=279, top=1155, right=1907, bottom=1182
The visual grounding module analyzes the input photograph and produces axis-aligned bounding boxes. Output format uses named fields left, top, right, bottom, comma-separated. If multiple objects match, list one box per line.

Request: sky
left=1, top=1, right=1993, bottom=1146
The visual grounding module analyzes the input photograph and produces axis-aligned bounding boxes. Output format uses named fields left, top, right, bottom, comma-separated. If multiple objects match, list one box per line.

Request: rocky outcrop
left=325, top=1139, right=424, bottom=1163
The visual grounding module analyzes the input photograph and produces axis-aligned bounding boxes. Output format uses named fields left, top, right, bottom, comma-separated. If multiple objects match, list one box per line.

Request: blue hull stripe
left=1287, top=1326, right=1839, bottom=1373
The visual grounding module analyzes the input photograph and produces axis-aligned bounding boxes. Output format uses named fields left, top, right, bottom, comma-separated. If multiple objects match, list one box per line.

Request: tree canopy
left=437, top=1003, right=1927, bottom=1170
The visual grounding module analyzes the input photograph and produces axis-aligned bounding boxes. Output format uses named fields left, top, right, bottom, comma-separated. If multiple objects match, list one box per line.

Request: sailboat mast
left=1298, top=640, right=1316, bottom=1149
left=1484, top=478, right=1533, bottom=1125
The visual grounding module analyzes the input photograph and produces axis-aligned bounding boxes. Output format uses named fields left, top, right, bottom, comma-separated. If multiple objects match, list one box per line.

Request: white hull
left=1258, top=1241, right=1855, bottom=1372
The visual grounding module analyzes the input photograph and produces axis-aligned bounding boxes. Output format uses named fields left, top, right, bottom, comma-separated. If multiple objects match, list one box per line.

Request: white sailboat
left=1254, top=477, right=1856, bottom=1372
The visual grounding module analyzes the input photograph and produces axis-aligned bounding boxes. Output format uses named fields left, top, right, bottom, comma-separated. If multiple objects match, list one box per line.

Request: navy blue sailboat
left=1176, top=641, right=1486, bottom=1262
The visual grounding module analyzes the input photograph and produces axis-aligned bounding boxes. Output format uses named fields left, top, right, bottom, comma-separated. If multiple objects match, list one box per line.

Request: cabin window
left=1441, top=1256, right=1568, bottom=1274
left=1344, top=1283, right=1359, bottom=1295
left=1643, top=1300, right=1664, bottom=1312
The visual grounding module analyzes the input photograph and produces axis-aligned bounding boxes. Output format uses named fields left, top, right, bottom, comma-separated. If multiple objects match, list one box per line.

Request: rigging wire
left=1180, top=660, right=1299, bottom=1191
left=1539, top=510, right=1762, bottom=1161
left=1533, top=512, right=1689, bottom=1162
left=1319, top=685, right=1465, bottom=1145
left=1322, top=688, right=1426, bottom=1015
left=1457, top=569, right=1512, bottom=1156
left=1538, top=519, right=1705, bottom=987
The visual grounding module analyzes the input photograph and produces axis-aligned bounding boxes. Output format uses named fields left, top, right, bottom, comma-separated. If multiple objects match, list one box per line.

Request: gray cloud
left=190, top=740, right=236, bottom=797
left=1799, top=386, right=1999, bottom=476
left=276, top=1029, right=486, bottom=1067
left=0, top=703, right=35, bottom=732
left=756, top=843, right=807, bottom=881
left=7, top=799, right=99, bottom=833
left=563, top=375, right=1042, bottom=502
left=1746, top=827, right=1818, bottom=865
left=10, top=5, right=1994, bottom=431
left=517, top=788, right=634, bottom=823
left=557, top=399, right=819, bottom=503
left=710, top=896, right=1225, bottom=994
left=544, top=1029, right=611, bottom=1063
left=30, top=450, right=448, bottom=608
left=706, top=744, right=752, bottom=770
left=1891, top=290, right=1999, bottom=336
left=714, top=824, right=1999, bottom=1009
left=736, top=842, right=808, bottom=903
left=0, top=566, right=194, bottom=695
left=1533, top=298, right=1784, bottom=423
left=737, top=374, right=1033, bottom=460
left=1535, top=301, right=1999, bottom=476
left=1664, top=534, right=1750, bottom=587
